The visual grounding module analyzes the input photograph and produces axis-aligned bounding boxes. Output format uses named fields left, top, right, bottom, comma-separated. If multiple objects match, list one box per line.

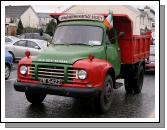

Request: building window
left=140, top=17, right=141, bottom=25
left=140, top=29, right=145, bottom=35
left=10, top=17, right=14, bottom=23
left=152, top=22, right=155, bottom=27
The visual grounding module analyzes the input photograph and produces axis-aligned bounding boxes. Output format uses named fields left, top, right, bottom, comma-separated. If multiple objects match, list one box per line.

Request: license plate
left=40, top=78, right=63, bottom=86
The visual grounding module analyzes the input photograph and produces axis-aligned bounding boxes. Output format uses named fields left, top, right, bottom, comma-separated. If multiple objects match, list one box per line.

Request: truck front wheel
left=124, top=64, right=144, bottom=94
left=25, top=92, right=46, bottom=104
left=95, top=75, right=114, bottom=113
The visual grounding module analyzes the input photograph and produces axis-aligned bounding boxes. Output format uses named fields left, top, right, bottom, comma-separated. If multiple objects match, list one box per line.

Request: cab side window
left=105, top=34, right=111, bottom=43
left=108, top=29, right=117, bottom=43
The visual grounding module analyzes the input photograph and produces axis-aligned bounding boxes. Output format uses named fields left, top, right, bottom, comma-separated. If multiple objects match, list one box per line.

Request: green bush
left=17, top=19, right=24, bottom=35
left=45, top=19, right=57, bottom=36
left=23, top=27, right=42, bottom=33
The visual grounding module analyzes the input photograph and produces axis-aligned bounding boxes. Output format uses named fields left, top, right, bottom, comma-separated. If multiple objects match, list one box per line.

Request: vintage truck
left=14, top=13, right=151, bottom=113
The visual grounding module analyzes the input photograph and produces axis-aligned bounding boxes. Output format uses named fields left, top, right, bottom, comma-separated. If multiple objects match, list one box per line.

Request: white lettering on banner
left=58, top=14, right=104, bottom=22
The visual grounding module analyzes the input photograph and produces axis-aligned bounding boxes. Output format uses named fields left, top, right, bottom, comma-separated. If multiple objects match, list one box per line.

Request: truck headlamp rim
left=20, top=66, right=28, bottom=75
left=78, top=70, right=87, bottom=80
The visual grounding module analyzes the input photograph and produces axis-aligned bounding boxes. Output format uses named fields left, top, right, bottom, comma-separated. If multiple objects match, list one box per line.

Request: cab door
left=105, top=29, right=121, bottom=77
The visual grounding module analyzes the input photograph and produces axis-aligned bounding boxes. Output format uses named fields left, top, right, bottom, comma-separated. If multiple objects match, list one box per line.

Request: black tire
left=95, top=75, right=114, bottom=113
left=133, top=65, right=144, bottom=94
left=5, top=65, right=11, bottom=80
left=9, top=51, right=15, bottom=62
left=124, top=78, right=133, bottom=94
left=25, top=92, right=46, bottom=104
left=124, top=65, right=144, bottom=94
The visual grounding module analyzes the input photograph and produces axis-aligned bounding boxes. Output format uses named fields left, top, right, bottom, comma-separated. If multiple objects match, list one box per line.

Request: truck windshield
left=52, top=25, right=103, bottom=45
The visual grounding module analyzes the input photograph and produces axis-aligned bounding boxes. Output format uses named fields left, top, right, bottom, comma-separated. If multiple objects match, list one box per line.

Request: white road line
left=6, top=78, right=16, bottom=81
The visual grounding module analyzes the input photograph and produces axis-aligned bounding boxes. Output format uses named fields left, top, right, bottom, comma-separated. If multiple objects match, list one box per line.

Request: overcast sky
left=32, top=5, right=71, bottom=13
left=32, top=5, right=155, bottom=13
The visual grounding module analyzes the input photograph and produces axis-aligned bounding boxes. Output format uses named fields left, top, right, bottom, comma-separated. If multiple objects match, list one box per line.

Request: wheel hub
left=104, top=81, right=112, bottom=104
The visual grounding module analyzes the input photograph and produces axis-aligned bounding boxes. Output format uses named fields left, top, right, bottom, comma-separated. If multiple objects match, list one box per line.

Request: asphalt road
left=5, top=63, right=155, bottom=118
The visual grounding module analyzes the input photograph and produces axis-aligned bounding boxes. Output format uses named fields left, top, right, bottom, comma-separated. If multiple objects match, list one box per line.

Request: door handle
left=118, top=48, right=120, bottom=51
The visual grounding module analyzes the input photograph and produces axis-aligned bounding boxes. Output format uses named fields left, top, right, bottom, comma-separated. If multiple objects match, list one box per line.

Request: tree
left=45, top=19, right=57, bottom=36
left=17, top=19, right=24, bottom=35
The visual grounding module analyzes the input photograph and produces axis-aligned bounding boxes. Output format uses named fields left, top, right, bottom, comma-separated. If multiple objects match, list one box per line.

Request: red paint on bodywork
left=17, top=57, right=33, bottom=82
left=18, top=57, right=113, bottom=89
left=72, top=58, right=112, bottom=88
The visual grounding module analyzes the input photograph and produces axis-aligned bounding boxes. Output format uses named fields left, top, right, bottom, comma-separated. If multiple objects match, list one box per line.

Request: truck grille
left=28, top=65, right=78, bottom=83
left=67, top=68, right=78, bottom=82
left=28, top=65, right=35, bottom=79
left=37, top=65, right=64, bottom=80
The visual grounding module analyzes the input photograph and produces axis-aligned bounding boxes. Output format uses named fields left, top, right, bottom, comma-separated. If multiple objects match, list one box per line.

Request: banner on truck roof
left=103, top=10, right=113, bottom=30
left=58, top=14, right=104, bottom=22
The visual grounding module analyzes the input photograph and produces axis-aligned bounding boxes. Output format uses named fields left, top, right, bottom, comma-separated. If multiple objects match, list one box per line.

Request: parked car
left=18, top=33, right=52, bottom=42
left=5, top=36, right=19, bottom=44
left=5, top=39, right=49, bottom=61
left=145, top=45, right=155, bottom=72
left=5, top=51, right=13, bottom=80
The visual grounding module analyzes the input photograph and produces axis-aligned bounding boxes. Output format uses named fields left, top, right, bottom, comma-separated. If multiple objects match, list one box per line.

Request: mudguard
left=73, top=58, right=114, bottom=88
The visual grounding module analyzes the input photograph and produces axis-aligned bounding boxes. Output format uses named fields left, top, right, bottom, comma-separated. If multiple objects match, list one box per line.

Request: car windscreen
left=52, top=25, right=103, bottom=45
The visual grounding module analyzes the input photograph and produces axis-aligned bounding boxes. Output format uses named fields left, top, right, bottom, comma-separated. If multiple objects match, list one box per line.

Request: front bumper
left=14, top=81, right=101, bottom=98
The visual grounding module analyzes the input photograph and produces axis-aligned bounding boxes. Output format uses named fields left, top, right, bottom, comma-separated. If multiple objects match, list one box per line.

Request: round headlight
left=78, top=70, right=87, bottom=80
left=20, top=66, right=28, bottom=75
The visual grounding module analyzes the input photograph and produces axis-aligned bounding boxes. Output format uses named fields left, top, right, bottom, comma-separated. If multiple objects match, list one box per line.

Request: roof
left=5, top=5, right=31, bottom=18
left=62, top=5, right=75, bottom=13
left=37, top=13, right=52, bottom=18
left=63, top=5, right=141, bottom=15
left=123, top=5, right=141, bottom=15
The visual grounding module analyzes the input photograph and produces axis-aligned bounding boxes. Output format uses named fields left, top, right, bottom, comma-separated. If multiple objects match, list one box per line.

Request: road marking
left=6, top=78, right=16, bottom=81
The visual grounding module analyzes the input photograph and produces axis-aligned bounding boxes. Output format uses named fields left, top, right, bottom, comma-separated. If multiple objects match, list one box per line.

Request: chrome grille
left=28, top=65, right=78, bottom=83
left=37, top=65, right=64, bottom=80
left=28, top=65, right=35, bottom=79
left=67, top=68, right=78, bottom=82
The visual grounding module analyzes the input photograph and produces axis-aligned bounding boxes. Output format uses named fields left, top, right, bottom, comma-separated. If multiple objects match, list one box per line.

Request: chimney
left=144, top=6, right=150, bottom=13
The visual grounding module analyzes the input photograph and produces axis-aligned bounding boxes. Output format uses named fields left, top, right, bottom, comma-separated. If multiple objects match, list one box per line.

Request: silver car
left=5, top=39, right=49, bottom=61
left=5, top=36, right=19, bottom=44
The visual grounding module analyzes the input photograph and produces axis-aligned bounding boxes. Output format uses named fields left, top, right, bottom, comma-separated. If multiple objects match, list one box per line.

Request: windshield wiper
left=51, top=42, right=69, bottom=46
left=51, top=42, right=94, bottom=46
left=68, top=42, right=93, bottom=46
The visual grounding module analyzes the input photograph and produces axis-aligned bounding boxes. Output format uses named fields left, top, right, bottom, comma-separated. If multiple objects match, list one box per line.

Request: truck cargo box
left=112, top=14, right=151, bottom=64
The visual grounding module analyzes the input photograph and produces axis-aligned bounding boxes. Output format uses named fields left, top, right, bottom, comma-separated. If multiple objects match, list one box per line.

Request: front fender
left=73, top=58, right=113, bottom=88
left=17, top=56, right=32, bottom=81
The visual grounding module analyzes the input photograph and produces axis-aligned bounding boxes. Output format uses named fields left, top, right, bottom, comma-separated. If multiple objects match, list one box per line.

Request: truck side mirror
left=118, top=32, right=125, bottom=38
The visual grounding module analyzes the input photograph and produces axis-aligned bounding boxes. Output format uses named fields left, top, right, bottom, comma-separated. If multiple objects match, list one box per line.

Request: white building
left=138, top=6, right=155, bottom=38
left=5, top=5, right=40, bottom=28
left=37, top=13, right=53, bottom=30
left=64, top=5, right=155, bottom=35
